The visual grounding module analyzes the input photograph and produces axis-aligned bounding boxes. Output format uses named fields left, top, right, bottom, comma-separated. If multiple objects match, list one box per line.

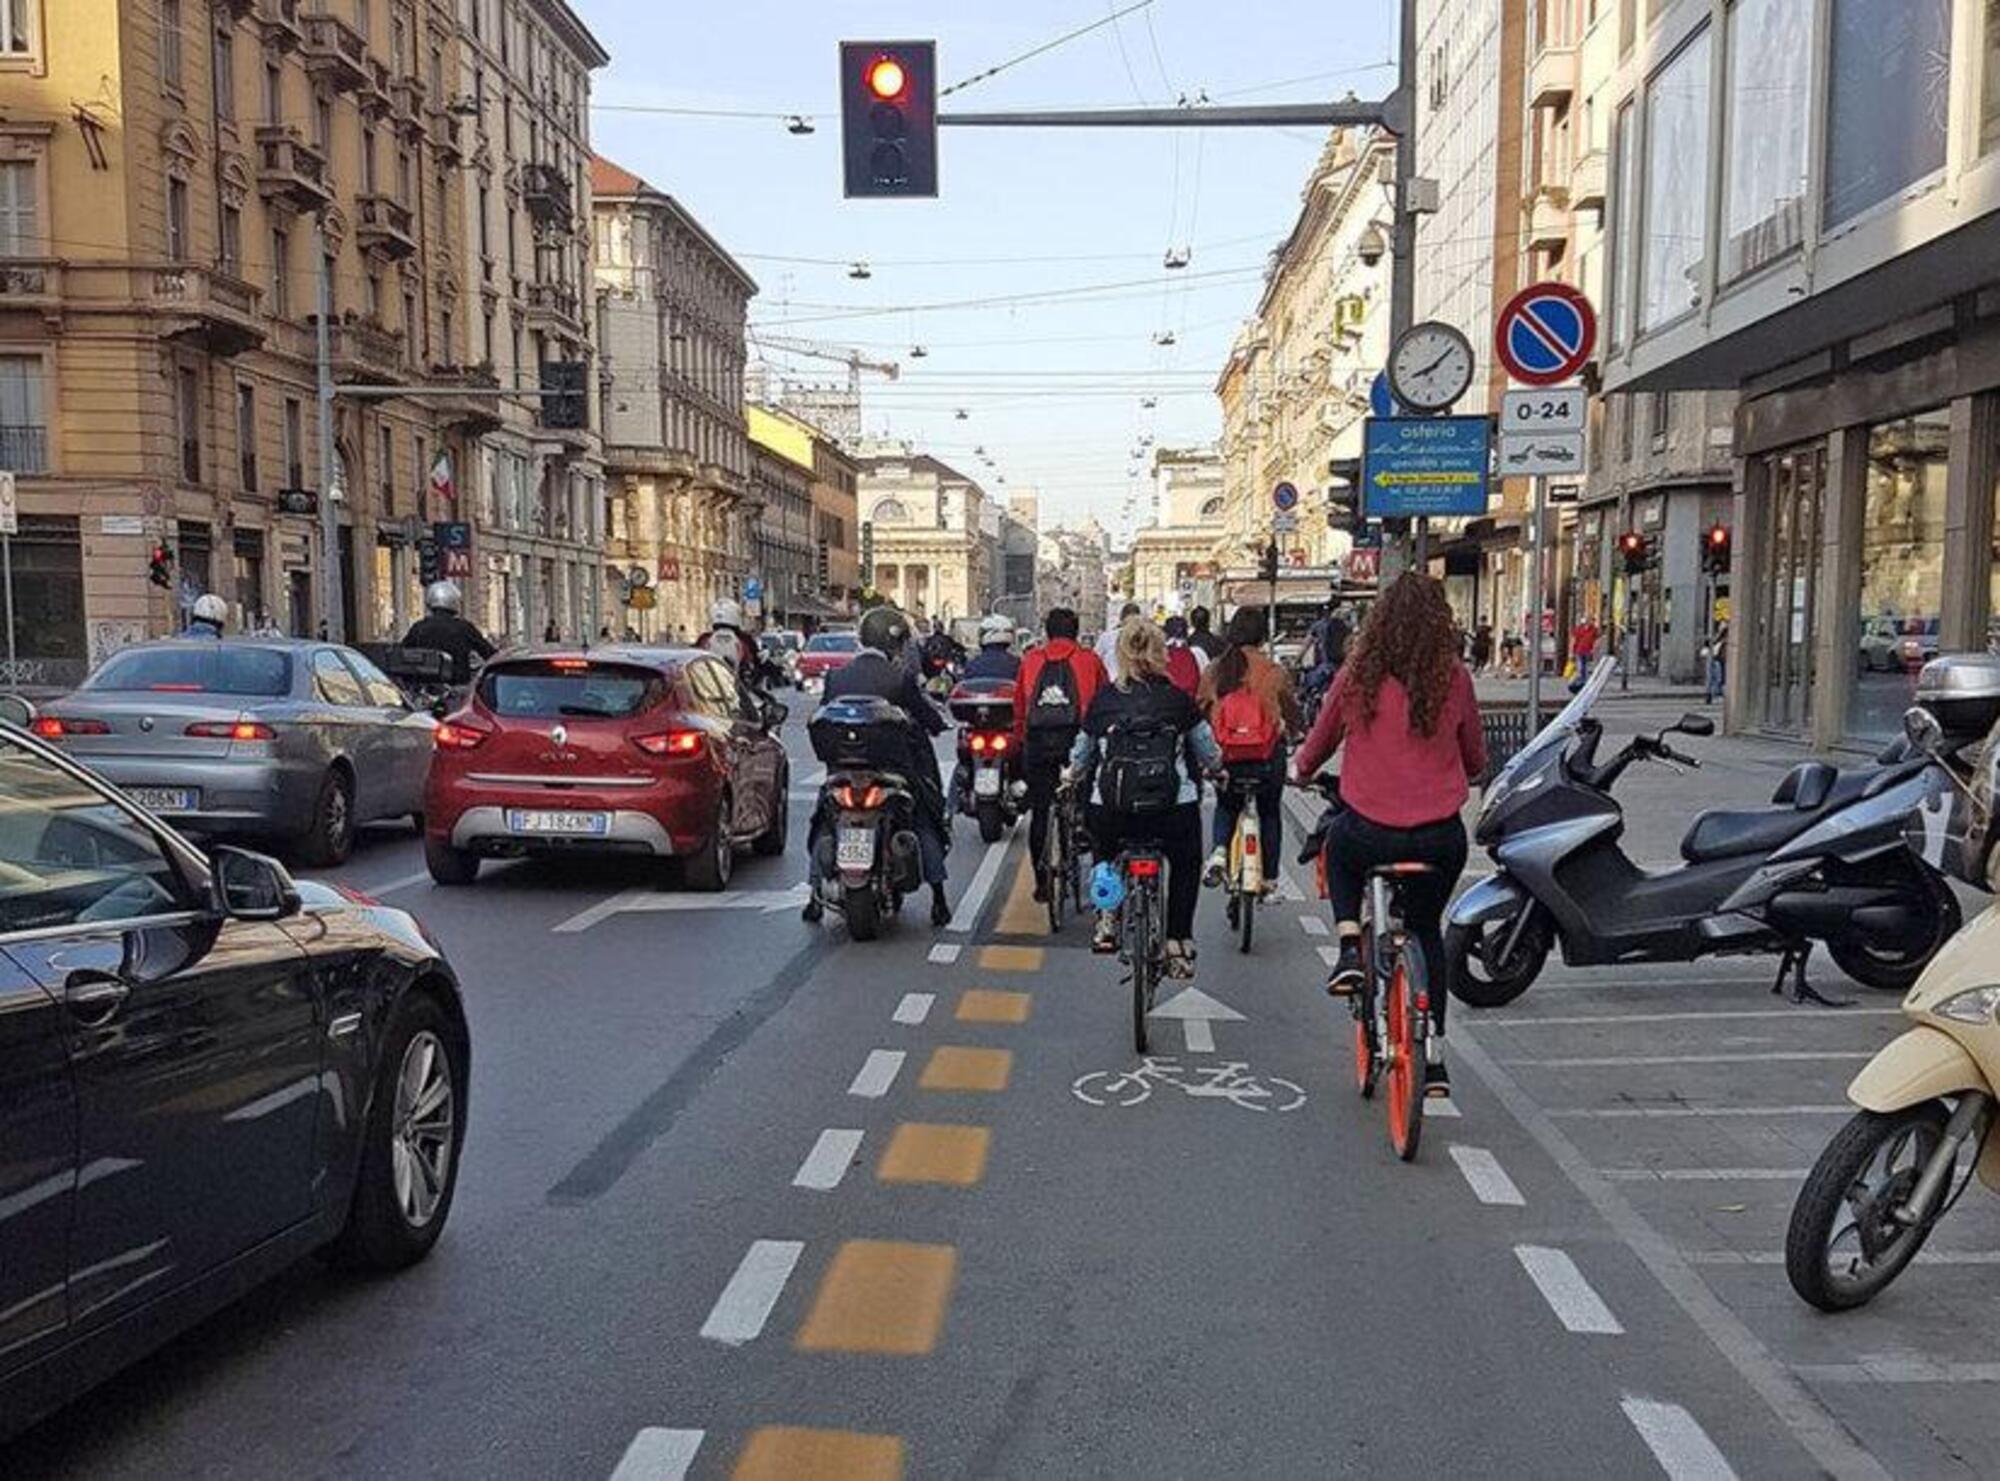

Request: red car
left=422, top=647, right=790, bottom=889
left=795, top=631, right=862, bottom=688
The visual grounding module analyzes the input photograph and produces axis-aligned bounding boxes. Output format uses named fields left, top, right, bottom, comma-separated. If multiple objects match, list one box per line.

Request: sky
left=579, top=2, right=1398, bottom=536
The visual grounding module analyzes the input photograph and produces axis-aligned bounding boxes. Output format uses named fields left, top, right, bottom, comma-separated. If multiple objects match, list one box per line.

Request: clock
left=1387, top=321, right=1476, bottom=413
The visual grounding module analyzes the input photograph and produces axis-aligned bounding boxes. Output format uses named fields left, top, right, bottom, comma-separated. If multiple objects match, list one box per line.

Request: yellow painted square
left=795, top=1240, right=957, bottom=1355
left=877, top=1123, right=991, bottom=1186
left=733, top=1426, right=905, bottom=1480
left=956, top=989, right=1032, bottom=1024
left=995, top=856, right=1046, bottom=936
left=918, top=1045, right=1013, bottom=1092
left=977, top=945, right=1044, bottom=973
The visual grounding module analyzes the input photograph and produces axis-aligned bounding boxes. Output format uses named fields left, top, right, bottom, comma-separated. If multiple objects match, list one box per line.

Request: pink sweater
left=1292, top=664, right=1487, bottom=828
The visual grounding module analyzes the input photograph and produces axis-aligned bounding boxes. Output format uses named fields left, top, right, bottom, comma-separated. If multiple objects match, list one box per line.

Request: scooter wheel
left=1786, top=1104, right=1950, bottom=1312
left=1445, top=916, right=1548, bottom=1008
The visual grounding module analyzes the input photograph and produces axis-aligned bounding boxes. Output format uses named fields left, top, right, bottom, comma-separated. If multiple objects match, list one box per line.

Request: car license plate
left=974, top=766, right=1002, bottom=797
left=127, top=786, right=197, bottom=812
left=837, top=826, right=875, bottom=869
left=506, top=809, right=610, bottom=836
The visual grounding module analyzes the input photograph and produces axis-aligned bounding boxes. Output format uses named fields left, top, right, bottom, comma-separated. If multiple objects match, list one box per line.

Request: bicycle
left=1042, top=779, right=1087, bottom=935
left=1217, top=769, right=1271, bottom=954
left=1095, top=847, right=1168, bottom=1055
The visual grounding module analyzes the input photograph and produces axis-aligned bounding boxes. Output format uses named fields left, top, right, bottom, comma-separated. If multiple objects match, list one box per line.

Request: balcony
left=359, top=58, right=393, bottom=119
left=152, top=266, right=265, bottom=356
left=520, top=279, right=584, bottom=336
left=354, top=194, right=418, bottom=261
left=389, top=76, right=429, bottom=139
left=430, top=362, right=503, bottom=437
left=218, top=0, right=257, bottom=19
left=255, top=126, right=333, bottom=211
left=1569, top=148, right=1607, bottom=213
left=323, top=312, right=404, bottom=382
left=1528, top=42, right=1577, bottom=110
left=0, top=260, right=60, bottom=313
left=1527, top=187, right=1572, bottom=254
left=254, top=0, right=302, bottom=48
left=519, top=161, right=574, bottom=234
left=300, top=13, right=370, bottom=94
left=0, top=425, right=48, bottom=474
left=427, top=105, right=465, bottom=163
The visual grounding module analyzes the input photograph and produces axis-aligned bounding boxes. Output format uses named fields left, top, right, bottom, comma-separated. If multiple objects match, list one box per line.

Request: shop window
left=1825, top=0, right=1952, bottom=228
left=1850, top=409, right=1949, bottom=740
left=234, top=528, right=268, bottom=631
left=1722, top=0, right=1810, bottom=280
left=8, top=516, right=85, bottom=688
left=1640, top=26, right=1710, bottom=331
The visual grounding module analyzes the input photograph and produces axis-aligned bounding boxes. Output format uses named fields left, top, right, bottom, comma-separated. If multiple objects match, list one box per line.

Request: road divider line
left=608, top=1427, right=705, bottom=1481
left=733, top=1427, right=905, bottom=1479
left=1474, top=1007, right=1902, bottom=1028
left=848, top=1050, right=907, bottom=1099
left=1600, top=1168, right=1809, bottom=1183
left=700, top=1239, right=804, bottom=1346
left=795, top=1239, right=958, bottom=1355
left=893, top=992, right=936, bottom=1025
left=928, top=943, right=962, bottom=965
left=552, top=887, right=647, bottom=934
left=1508, top=1051, right=1872, bottom=1068
left=1299, top=914, right=1329, bottom=938
left=947, top=840, right=1011, bottom=933
left=1515, top=1245, right=1624, bottom=1334
left=995, top=854, right=1045, bottom=935
left=1449, top=1146, right=1526, bottom=1206
left=1620, top=1398, right=1738, bottom=1479
left=1791, top=1361, right=2000, bottom=1385
left=794, top=1129, right=865, bottom=1191
left=1549, top=1105, right=1851, bottom=1120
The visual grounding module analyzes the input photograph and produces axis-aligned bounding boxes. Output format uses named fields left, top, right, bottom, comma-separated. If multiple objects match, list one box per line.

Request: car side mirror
left=0, top=694, right=36, bottom=728
left=1674, top=713, right=1715, bottom=738
left=209, top=846, right=302, bottom=921
left=1903, top=705, right=1945, bottom=757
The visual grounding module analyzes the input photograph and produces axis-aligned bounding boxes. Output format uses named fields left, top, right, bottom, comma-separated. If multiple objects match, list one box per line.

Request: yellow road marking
left=795, top=1240, right=957, bottom=1355
left=877, top=1123, right=991, bottom=1186
left=733, top=1426, right=905, bottom=1479
left=977, top=944, right=1044, bottom=972
left=918, top=1045, right=1014, bottom=1092
left=956, top=988, right=1032, bottom=1024
left=994, top=854, right=1044, bottom=936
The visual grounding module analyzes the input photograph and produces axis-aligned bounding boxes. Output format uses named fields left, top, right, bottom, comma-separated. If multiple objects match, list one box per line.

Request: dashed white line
left=1474, top=1007, right=1902, bottom=1028
left=1515, top=1245, right=1624, bottom=1334
left=1600, top=1168, right=1808, bottom=1183
left=1621, top=1398, right=1738, bottom=1480
left=848, top=1049, right=907, bottom=1099
left=1549, top=1105, right=1851, bottom=1120
left=793, top=1129, right=864, bottom=1191
left=928, top=943, right=962, bottom=965
left=609, top=1427, right=706, bottom=1481
left=1449, top=1145, right=1526, bottom=1206
left=361, top=868, right=433, bottom=897
left=1298, top=914, right=1330, bottom=938
left=893, top=992, right=936, bottom=1025
left=946, top=839, right=1011, bottom=933
left=699, top=1240, right=804, bottom=1346
left=551, top=887, right=646, bottom=934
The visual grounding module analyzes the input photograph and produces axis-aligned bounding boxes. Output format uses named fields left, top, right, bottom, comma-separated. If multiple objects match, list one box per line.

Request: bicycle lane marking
left=1070, top=1057, right=1307, bottom=1112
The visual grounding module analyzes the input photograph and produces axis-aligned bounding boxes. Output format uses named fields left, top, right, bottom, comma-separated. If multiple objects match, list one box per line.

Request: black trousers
left=1325, top=809, right=1468, bottom=1032
left=1089, top=801, right=1203, bottom=939
left=1211, top=752, right=1286, bottom=859
left=1024, top=755, right=1065, bottom=864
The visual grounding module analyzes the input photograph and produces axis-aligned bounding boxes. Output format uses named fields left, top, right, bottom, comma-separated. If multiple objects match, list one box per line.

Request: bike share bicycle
left=1218, top=771, right=1268, bottom=953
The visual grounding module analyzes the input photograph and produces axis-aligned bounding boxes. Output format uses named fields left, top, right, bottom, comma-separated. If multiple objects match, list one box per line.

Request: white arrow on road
left=1148, top=985, right=1246, bottom=1053
left=554, top=882, right=810, bottom=933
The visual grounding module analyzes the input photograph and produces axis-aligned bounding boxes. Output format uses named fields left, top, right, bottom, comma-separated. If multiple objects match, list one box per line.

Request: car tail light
left=147, top=683, right=204, bottom=692
left=434, top=718, right=492, bottom=751
left=633, top=729, right=703, bottom=757
left=1127, top=856, right=1163, bottom=879
left=550, top=656, right=590, bottom=672
left=30, top=716, right=109, bottom=738
left=186, top=720, right=277, bottom=741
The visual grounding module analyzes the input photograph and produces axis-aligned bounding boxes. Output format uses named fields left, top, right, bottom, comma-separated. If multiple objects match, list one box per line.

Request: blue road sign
left=743, top=577, right=764, bottom=601
left=1362, top=417, right=1492, bottom=518
left=1494, top=281, right=1597, bottom=387
left=1370, top=371, right=1394, bottom=420
left=1272, top=481, right=1299, bottom=513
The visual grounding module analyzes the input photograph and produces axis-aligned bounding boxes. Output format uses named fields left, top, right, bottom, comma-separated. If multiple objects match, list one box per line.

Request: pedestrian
left=1569, top=614, right=1600, bottom=691
left=1705, top=618, right=1729, bottom=705
left=1500, top=630, right=1523, bottom=678
left=543, top=619, right=560, bottom=643
left=1186, top=605, right=1225, bottom=662
left=1471, top=622, right=1494, bottom=674
left=1161, top=614, right=1205, bottom=696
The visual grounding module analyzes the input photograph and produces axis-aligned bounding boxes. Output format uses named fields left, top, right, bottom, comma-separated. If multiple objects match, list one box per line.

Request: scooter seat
left=1680, top=805, right=1820, bottom=863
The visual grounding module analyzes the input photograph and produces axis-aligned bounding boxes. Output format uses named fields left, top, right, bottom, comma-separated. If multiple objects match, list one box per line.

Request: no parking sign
left=1495, top=282, right=1597, bottom=387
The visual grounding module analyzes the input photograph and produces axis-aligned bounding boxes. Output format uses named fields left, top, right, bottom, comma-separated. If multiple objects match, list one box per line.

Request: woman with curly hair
left=1291, top=573, right=1487, bottom=1095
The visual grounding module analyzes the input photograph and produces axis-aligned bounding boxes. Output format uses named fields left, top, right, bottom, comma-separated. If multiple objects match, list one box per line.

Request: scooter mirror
left=1903, top=705, right=1945, bottom=756
left=1675, top=713, right=1715, bottom=738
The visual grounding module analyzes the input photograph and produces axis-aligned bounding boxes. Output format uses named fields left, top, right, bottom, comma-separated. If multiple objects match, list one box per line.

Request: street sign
left=744, top=577, right=764, bottom=601
left=1499, top=431, right=1586, bottom=478
left=1501, top=386, right=1585, bottom=433
left=1362, top=416, right=1492, bottom=518
left=1550, top=482, right=1581, bottom=504
left=0, top=471, right=15, bottom=536
left=1369, top=371, right=1394, bottom=420
left=1271, top=481, right=1299, bottom=513
left=1272, top=510, right=1299, bottom=534
left=1344, top=547, right=1381, bottom=584
left=1495, top=282, right=1597, bottom=387
left=433, top=520, right=471, bottom=579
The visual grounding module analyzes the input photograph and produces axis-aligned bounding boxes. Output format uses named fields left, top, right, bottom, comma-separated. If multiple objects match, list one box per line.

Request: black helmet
left=859, top=605, right=911, bottom=656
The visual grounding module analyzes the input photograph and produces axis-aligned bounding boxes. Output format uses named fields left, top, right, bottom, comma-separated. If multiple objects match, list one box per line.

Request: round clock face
left=1388, top=323, right=1476, bottom=412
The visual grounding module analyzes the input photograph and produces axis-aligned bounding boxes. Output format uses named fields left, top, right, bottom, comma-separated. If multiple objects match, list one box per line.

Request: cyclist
left=1095, top=601, right=1142, bottom=680
left=1067, top=619, right=1221, bottom=976
left=1013, top=606, right=1108, bottom=902
left=1201, top=607, right=1303, bottom=890
left=1161, top=615, right=1205, bottom=696
left=1291, top=573, right=1486, bottom=1096
left=1186, top=605, right=1225, bottom=662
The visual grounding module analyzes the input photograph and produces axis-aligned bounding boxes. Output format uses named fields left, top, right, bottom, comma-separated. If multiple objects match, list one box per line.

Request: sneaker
left=1325, top=940, right=1364, bottom=997
left=1202, top=847, right=1228, bottom=888
left=801, top=896, right=824, bottom=924
left=1032, top=869, right=1049, bottom=903
left=1092, top=911, right=1119, bottom=953
left=930, top=887, right=952, bottom=927
left=1164, top=939, right=1197, bottom=979
left=1424, top=1038, right=1452, bottom=1098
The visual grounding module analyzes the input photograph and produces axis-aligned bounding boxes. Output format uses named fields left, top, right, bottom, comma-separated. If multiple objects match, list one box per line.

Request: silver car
left=30, top=638, right=435, bottom=865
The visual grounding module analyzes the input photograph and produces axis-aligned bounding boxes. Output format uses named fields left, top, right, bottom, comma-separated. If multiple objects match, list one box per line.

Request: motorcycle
left=807, top=696, right=925, bottom=941
left=1787, top=702, right=2000, bottom=1311
left=1444, top=659, right=1964, bottom=1008
left=949, top=677, right=1022, bottom=844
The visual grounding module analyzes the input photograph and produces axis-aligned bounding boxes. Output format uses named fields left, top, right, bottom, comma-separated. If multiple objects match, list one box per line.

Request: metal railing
left=0, top=424, right=47, bottom=472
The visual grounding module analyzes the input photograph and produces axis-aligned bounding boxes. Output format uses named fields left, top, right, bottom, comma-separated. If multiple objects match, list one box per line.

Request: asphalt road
left=9, top=710, right=1998, bottom=1478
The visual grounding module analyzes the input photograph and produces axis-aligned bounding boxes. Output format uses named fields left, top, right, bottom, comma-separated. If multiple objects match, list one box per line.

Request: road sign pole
left=1526, top=475, right=1546, bottom=733
left=2, top=534, right=14, bottom=695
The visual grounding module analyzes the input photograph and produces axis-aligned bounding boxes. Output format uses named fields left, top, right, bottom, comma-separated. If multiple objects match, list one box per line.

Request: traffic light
left=1327, top=457, right=1362, bottom=534
left=1259, top=542, right=1280, bottom=583
left=840, top=41, right=938, bottom=198
left=1617, top=530, right=1647, bottom=574
left=148, top=542, right=174, bottom=589
left=1702, top=522, right=1732, bottom=575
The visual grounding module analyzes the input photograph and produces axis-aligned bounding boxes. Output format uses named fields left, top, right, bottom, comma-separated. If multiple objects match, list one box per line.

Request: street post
left=315, top=215, right=345, bottom=643
left=0, top=470, right=16, bottom=692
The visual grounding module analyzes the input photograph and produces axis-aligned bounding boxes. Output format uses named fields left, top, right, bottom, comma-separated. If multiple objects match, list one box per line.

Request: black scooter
left=1445, top=663, right=1961, bottom=1008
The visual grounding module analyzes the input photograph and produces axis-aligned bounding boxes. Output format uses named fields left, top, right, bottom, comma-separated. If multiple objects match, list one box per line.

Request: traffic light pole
left=315, top=216, right=344, bottom=645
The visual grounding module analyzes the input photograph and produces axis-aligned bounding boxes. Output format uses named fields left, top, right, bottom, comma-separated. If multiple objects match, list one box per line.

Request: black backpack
left=1099, top=716, right=1182, bottom=814
left=1024, top=656, right=1081, bottom=757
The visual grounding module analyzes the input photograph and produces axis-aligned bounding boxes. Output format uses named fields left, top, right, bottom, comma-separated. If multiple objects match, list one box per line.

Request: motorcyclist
left=402, top=580, right=496, bottom=685
left=806, top=604, right=954, bottom=927
left=697, top=598, right=776, bottom=688
left=920, top=618, right=967, bottom=689
left=1013, top=607, right=1108, bottom=902
left=962, top=614, right=1021, bottom=682
left=180, top=592, right=228, bottom=639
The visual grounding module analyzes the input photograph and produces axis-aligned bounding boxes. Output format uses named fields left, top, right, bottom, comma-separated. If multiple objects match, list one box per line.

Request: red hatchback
left=796, top=631, right=862, bottom=688
left=422, top=647, right=790, bottom=889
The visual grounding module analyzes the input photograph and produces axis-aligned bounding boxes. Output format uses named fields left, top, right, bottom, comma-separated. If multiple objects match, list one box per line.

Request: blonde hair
left=1117, top=617, right=1168, bottom=684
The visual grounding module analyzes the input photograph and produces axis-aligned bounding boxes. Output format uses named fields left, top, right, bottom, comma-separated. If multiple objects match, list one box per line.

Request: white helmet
left=191, top=593, right=228, bottom=625
left=979, top=613, right=1016, bottom=645
left=425, top=580, right=463, bottom=614
left=710, top=597, right=744, bottom=631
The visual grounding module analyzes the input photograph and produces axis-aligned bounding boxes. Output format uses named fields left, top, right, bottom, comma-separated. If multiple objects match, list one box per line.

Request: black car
left=0, top=720, right=470, bottom=1439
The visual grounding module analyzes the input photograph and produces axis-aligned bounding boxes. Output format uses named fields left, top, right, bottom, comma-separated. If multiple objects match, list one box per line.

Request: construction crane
left=749, top=334, right=901, bottom=397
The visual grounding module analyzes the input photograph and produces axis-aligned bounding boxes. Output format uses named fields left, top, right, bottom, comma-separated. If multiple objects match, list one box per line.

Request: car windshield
left=479, top=660, right=666, bottom=719
left=85, top=646, right=293, bottom=697
left=1492, top=657, right=1618, bottom=788
left=806, top=634, right=859, bottom=653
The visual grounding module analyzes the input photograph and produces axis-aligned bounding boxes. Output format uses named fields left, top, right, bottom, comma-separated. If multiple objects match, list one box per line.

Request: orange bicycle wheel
left=1384, top=952, right=1423, bottom=1161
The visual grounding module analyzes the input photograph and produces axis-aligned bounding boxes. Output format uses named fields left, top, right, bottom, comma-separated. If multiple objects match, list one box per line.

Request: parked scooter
left=1445, top=660, right=1963, bottom=1007
left=1786, top=705, right=1999, bottom=1311
left=948, top=677, right=1022, bottom=844
left=806, top=696, right=925, bottom=941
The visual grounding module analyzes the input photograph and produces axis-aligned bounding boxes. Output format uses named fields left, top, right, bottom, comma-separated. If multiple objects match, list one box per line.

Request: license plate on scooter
left=837, top=827, right=875, bottom=870
left=974, top=766, right=1002, bottom=798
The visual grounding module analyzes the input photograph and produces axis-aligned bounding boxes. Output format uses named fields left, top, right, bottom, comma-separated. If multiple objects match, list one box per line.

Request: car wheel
left=753, top=765, right=790, bottom=856
left=297, top=767, right=356, bottom=867
left=325, top=992, right=466, bottom=1271
left=683, top=790, right=735, bottom=892
left=424, top=834, right=480, bottom=886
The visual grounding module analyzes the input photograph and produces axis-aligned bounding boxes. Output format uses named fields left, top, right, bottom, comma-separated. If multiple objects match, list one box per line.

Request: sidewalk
left=1473, top=669, right=1712, bottom=705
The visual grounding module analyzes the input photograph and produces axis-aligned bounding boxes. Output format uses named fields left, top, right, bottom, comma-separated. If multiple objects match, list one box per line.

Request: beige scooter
left=1787, top=710, right=1999, bottom=1311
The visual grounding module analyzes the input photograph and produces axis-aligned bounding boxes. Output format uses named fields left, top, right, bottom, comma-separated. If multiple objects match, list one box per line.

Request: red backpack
left=1164, top=645, right=1200, bottom=697
left=1213, top=686, right=1279, bottom=762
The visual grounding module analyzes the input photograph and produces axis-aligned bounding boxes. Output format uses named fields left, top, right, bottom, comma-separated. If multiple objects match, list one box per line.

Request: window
left=219, top=203, right=240, bottom=275
left=270, top=225, right=289, bottom=315
left=1649, top=390, right=1671, bottom=450
left=212, top=23, right=234, bottom=121
left=315, top=95, right=333, bottom=153
left=362, top=122, right=377, bottom=193
left=390, top=13, right=406, bottom=71
left=441, top=302, right=454, bottom=359
left=323, top=252, right=337, bottom=314
left=396, top=149, right=411, bottom=205
left=166, top=176, right=189, bottom=259
left=283, top=396, right=303, bottom=487
left=1, top=0, right=36, bottom=57
left=355, top=0, right=371, bottom=40
left=414, top=433, right=428, bottom=512
left=1850, top=409, right=1950, bottom=739
left=1985, top=0, right=2000, bottom=155
left=0, top=158, right=36, bottom=255
left=482, top=307, right=494, bottom=364
left=1825, top=0, right=1952, bottom=228
left=1639, top=27, right=1710, bottom=331
left=1721, top=0, right=1810, bottom=280
left=175, top=365, right=201, bottom=482
left=346, top=650, right=409, bottom=708
left=264, top=60, right=283, bottom=123
left=161, top=0, right=183, bottom=89
left=237, top=382, right=257, bottom=490
left=378, top=421, right=394, bottom=508
left=367, top=266, right=383, bottom=318
left=403, top=286, right=418, bottom=350
left=310, top=648, right=368, bottom=707
left=428, top=44, right=443, bottom=98
left=0, top=354, right=45, bottom=471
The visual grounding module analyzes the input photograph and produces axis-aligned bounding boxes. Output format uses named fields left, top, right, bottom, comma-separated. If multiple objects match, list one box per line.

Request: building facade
left=745, top=404, right=817, bottom=629
left=1600, top=0, right=2000, bottom=750
left=1130, top=445, right=1226, bottom=612
left=810, top=432, right=859, bottom=618
left=856, top=450, right=992, bottom=624
left=1038, top=520, right=1111, bottom=636
left=592, top=154, right=756, bottom=640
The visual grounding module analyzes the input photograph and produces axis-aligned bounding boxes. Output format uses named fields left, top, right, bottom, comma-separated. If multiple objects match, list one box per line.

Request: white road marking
left=793, top=1129, right=865, bottom=1191
left=947, top=839, right=1011, bottom=933
left=364, top=868, right=432, bottom=897
left=1507, top=1051, right=1871, bottom=1068
left=1183, top=1019, right=1214, bottom=1053
left=1685, top=1249, right=2000, bottom=1267
left=1791, top=1361, right=2000, bottom=1384
left=609, top=1427, right=705, bottom=1481
left=848, top=1049, right=906, bottom=1098
left=1600, top=1168, right=1808, bottom=1183
left=1299, top=914, right=1330, bottom=938
left=1427, top=1096, right=1462, bottom=1119
left=551, top=887, right=647, bottom=934
left=927, top=943, right=961, bottom=965
left=893, top=992, right=935, bottom=1025
left=1515, top=1245, right=1624, bottom=1334
left=699, top=1240, right=804, bottom=1346
left=1474, top=1007, right=1901, bottom=1028
left=1621, top=1399, right=1738, bottom=1480
left=1449, top=1145, right=1526, bottom=1206
left=1549, top=1105, right=1851, bottom=1120
left=1317, top=944, right=1341, bottom=967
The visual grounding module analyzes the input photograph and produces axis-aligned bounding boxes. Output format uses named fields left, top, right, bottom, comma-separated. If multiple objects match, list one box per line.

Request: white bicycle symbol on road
left=1071, top=1057, right=1307, bottom=1113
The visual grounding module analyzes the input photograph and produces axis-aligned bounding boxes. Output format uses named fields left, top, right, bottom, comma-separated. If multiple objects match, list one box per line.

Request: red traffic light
left=1618, top=531, right=1643, bottom=553
left=866, top=57, right=906, bottom=100
left=1707, top=523, right=1729, bottom=546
